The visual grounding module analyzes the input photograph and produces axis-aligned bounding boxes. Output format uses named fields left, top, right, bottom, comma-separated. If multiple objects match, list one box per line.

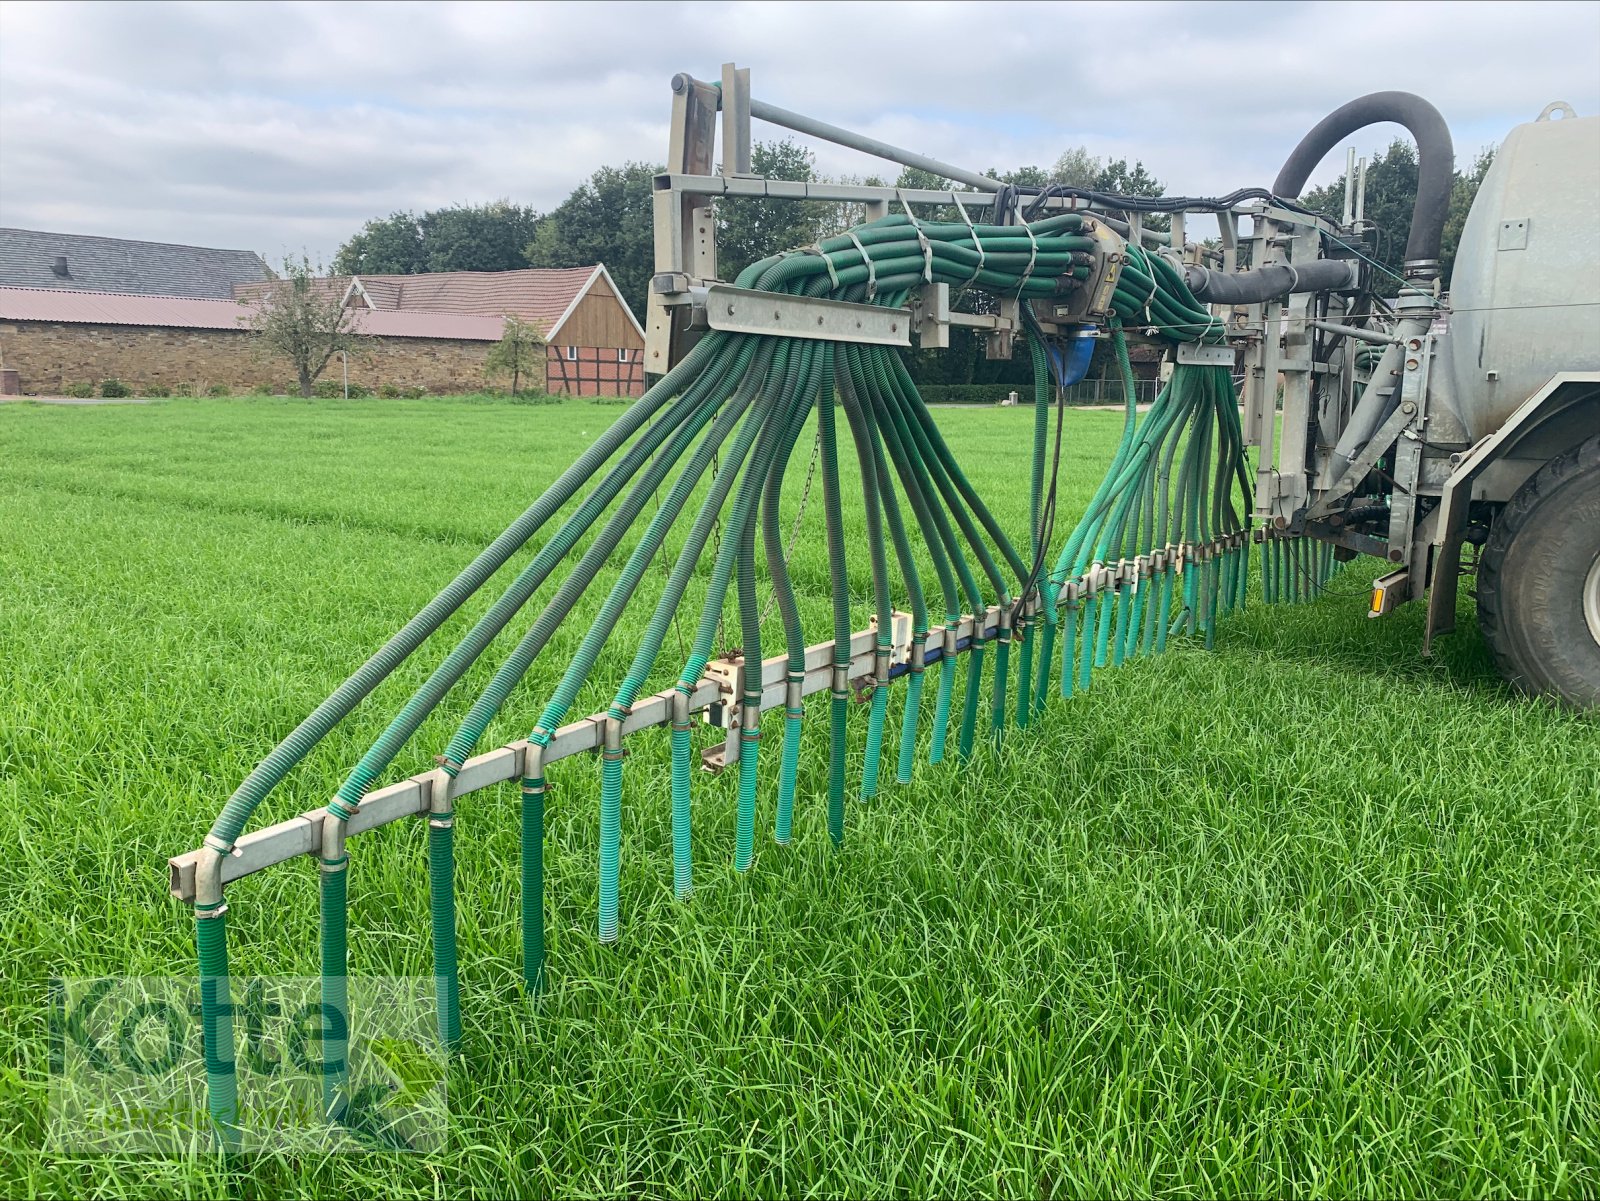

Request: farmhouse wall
left=0, top=321, right=494, bottom=395
left=545, top=344, right=645, bottom=397
left=541, top=273, right=645, bottom=397
left=556, top=281, right=644, bottom=350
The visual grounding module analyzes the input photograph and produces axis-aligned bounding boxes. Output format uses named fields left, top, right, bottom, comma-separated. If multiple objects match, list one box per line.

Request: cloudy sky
left=2, top=0, right=1596, bottom=265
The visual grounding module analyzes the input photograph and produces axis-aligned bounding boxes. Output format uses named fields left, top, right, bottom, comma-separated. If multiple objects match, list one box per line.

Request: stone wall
left=0, top=321, right=495, bottom=395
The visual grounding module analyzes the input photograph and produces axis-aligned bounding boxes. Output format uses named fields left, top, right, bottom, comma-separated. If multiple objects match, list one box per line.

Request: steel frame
left=171, top=607, right=994, bottom=903
left=644, top=63, right=1374, bottom=544
left=168, top=529, right=1249, bottom=904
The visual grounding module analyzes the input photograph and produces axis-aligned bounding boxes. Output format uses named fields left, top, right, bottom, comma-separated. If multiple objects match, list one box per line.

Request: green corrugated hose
left=428, top=810, right=459, bottom=1048
left=196, top=910, right=238, bottom=1145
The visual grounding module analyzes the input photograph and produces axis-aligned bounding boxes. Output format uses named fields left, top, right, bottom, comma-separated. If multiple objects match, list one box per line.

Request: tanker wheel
left=1477, top=433, right=1600, bottom=709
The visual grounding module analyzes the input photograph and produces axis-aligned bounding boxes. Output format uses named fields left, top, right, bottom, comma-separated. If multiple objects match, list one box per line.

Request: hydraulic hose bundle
left=191, top=209, right=1257, bottom=1140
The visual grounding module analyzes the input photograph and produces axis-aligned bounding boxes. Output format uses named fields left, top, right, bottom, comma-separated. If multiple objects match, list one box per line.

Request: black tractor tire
left=1477, top=433, right=1600, bottom=709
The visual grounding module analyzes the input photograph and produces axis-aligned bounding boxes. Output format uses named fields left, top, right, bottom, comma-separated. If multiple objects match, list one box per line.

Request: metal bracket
left=1305, top=398, right=1418, bottom=520
left=984, top=298, right=1020, bottom=360
left=872, top=610, right=915, bottom=668
left=1369, top=567, right=1409, bottom=617
left=1086, top=223, right=1126, bottom=320
left=1176, top=342, right=1236, bottom=367
left=698, top=654, right=743, bottom=772
left=703, top=284, right=910, bottom=347
left=913, top=283, right=1012, bottom=351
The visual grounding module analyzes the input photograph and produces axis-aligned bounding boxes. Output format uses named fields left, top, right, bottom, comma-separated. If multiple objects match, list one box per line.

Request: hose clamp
left=602, top=716, right=624, bottom=762
left=784, top=676, right=803, bottom=715
left=944, top=624, right=960, bottom=658
left=873, top=649, right=892, bottom=686
left=670, top=688, right=692, bottom=733
left=910, top=636, right=926, bottom=673
left=326, top=795, right=359, bottom=823
left=320, top=816, right=348, bottom=872
left=831, top=664, right=850, bottom=698
left=194, top=900, right=228, bottom=920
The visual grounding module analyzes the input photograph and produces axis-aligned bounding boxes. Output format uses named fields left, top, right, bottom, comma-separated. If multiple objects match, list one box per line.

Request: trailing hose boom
left=174, top=64, right=1599, bottom=1144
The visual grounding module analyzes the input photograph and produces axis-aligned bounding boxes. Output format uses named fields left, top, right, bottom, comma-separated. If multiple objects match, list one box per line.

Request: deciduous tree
left=246, top=255, right=366, bottom=398
left=421, top=201, right=541, bottom=273
left=333, top=212, right=425, bottom=275
left=484, top=315, right=544, bottom=397
left=334, top=202, right=541, bottom=276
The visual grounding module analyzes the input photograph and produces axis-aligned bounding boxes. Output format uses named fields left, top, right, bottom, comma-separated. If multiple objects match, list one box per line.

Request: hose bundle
left=193, top=210, right=1255, bottom=1137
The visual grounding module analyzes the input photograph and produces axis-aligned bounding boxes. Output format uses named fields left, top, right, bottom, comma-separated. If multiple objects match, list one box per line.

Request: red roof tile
left=233, top=266, right=608, bottom=336
left=0, top=286, right=505, bottom=341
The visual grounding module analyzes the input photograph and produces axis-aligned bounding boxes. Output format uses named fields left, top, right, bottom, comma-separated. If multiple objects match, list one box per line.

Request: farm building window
left=565, top=345, right=577, bottom=361
left=617, top=348, right=628, bottom=363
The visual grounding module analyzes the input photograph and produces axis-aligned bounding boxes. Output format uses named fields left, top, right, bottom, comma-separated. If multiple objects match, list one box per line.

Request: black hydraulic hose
left=1272, top=91, right=1454, bottom=268
left=1183, top=258, right=1359, bottom=304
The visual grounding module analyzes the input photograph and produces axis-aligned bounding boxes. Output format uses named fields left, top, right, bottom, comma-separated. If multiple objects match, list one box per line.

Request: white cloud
left=1, top=0, right=1595, bottom=263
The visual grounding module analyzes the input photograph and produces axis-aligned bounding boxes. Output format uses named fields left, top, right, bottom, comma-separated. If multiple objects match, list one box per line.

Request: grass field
left=2, top=393, right=1596, bottom=1198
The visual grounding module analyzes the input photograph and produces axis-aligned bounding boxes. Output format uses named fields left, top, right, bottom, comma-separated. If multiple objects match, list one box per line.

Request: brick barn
left=0, top=226, right=646, bottom=398
left=238, top=265, right=647, bottom=398
left=0, top=287, right=505, bottom=396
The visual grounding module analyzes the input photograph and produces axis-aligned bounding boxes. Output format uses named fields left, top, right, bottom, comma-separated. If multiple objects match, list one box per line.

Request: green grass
left=1, top=393, right=1596, bottom=1198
